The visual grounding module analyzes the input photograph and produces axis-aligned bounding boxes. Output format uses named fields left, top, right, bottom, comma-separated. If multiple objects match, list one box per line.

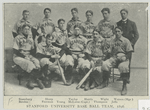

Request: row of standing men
left=12, top=7, right=139, bottom=95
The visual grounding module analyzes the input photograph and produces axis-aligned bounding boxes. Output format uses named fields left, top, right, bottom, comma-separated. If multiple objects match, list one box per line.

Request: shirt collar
left=85, top=20, right=94, bottom=24
left=122, top=18, right=128, bottom=22
left=103, top=19, right=111, bottom=22
left=43, top=17, right=52, bottom=21
left=56, top=27, right=66, bottom=33
left=72, top=17, right=79, bottom=21
left=114, top=36, right=124, bottom=42
left=20, top=18, right=30, bottom=23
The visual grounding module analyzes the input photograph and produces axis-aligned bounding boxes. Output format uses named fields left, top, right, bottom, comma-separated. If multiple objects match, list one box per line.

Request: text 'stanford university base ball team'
left=12, top=7, right=139, bottom=95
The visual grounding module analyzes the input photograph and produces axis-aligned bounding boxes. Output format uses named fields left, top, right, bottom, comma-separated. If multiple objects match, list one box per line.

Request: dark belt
left=91, top=55, right=103, bottom=58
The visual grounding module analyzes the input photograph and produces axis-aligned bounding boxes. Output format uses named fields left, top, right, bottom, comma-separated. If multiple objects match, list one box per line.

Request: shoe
left=96, top=81, right=107, bottom=89
left=26, top=80, right=34, bottom=90
left=121, top=85, right=127, bottom=95
left=36, top=79, right=45, bottom=89
left=42, top=77, right=52, bottom=88
left=90, top=81, right=96, bottom=89
left=84, top=80, right=90, bottom=91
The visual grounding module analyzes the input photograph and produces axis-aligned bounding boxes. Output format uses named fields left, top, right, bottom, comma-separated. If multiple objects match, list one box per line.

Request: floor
left=4, top=68, right=148, bottom=96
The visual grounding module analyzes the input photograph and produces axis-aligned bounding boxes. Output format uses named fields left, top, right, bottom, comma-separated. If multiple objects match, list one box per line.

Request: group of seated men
left=12, top=7, right=139, bottom=96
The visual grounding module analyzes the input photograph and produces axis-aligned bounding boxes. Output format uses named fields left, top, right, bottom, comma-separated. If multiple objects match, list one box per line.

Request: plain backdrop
left=4, top=3, right=148, bottom=68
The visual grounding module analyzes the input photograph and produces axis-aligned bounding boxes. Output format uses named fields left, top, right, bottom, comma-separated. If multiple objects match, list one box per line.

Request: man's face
left=93, top=31, right=100, bottom=41
left=44, top=10, right=51, bottom=18
left=102, top=11, right=110, bottom=20
left=115, top=28, right=123, bottom=38
left=23, top=12, right=29, bottom=20
left=74, top=27, right=80, bottom=35
left=46, top=37, right=53, bottom=45
left=86, top=12, right=93, bottom=21
left=22, top=26, right=30, bottom=35
left=121, top=11, right=128, bottom=20
left=58, top=21, right=65, bottom=30
left=72, top=10, right=78, bottom=18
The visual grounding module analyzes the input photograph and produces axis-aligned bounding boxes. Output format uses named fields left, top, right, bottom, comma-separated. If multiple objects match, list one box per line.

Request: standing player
left=96, top=8, right=116, bottom=59
left=13, top=24, right=44, bottom=90
left=67, top=8, right=83, bottom=37
left=12, top=10, right=33, bottom=38
left=35, top=8, right=55, bottom=47
left=117, top=9, right=139, bottom=81
left=82, top=10, right=95, bottom=41
left=100, top=26, right=133, bottom=95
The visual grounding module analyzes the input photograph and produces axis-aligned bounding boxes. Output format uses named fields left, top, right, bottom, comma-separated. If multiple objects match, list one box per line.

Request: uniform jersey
left=85, top=40, right=103, bottom=57
left=110, top=36, right=133, bottom=56
left=82, top=21, right=95, bottom=39
left=96, top=19, right=116, bottom=38
left=37, top=17, right=55, bottom=35
left=52, top=27, right=69, bottom=46
left=13, top=18, right=33, bottom=35
left=13, top=34, right=34, bottom=56
left=67, top=17, right=83, bottom=37
left=37, top=42, right=61, bottom=56
left=68, top=35, right=87, bottom=54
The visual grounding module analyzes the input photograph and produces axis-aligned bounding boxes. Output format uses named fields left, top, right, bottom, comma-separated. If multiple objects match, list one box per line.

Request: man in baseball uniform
left=117, top=9, right=139, bottom=81
left=13, top=24, right=44, bottom=90
left=65, top=25, right=88, bottom=86
left=36, top=34, right=65, bottom=88
left=78, top=29, right=104, bottom=91
left=100, top=26, right=133, bottom=95
left=35, top=8, right=55, bottom=47
left=12, top=10, right=33, bottom=38
left=67, top=8, right=83, bottom=37
left=96, top=8, right=116, bottom=59
left=82, top=10, right=95, bottom=41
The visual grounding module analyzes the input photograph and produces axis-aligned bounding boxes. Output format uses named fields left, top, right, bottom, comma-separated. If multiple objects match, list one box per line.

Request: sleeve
left=13, top=49, right=25, bottom=58
left=125, top=39, right=134, bottom=53
left=13, top=37, right=20, bottom=50
left=36, top=43, right=44, bottom=54
left=84, top=42, right=91, bottom=54
left=131, top=22, right=139, bottom=45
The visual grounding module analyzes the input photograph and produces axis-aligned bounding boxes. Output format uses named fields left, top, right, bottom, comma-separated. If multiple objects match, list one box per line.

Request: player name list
left=14, top=97, right=135, bottom=108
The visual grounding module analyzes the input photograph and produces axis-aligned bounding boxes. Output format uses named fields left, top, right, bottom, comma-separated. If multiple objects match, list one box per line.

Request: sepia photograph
left=4, top=3, right=148, bottom=98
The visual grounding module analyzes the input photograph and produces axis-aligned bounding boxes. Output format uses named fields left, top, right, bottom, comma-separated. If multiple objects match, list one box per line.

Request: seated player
left=13, top=24, right=43, bottom=90
left=77, top=29, right=104, bottom=91
left=65, top=25, right=88, bottom=86
left=36, top=34, right=65, bottom=88
left=101, top=26, right=133, bottom=95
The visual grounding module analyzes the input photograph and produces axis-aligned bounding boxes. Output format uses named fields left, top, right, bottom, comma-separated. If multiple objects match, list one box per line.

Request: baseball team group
left=11, top=7, right=139, bottom=95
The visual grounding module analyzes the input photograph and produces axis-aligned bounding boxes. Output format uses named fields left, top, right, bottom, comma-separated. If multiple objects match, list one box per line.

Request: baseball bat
left=54, top=49, right=67, bottom=84
left=76, top=68, right=93, bottom=89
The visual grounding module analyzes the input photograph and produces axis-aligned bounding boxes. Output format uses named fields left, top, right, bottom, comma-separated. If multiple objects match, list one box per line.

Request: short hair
left=115, top=26, right=123, bottom=32
left=22, top=10, right=29, bottom=15
left=46, top=34, right=54, bottom=40
left=71, top=8, right=78, bottom=13
left=101, top=8, right=110, bottom=13
left=58, top=19, right=65, bottom=24
left=86, top=10, right=93, bottom=16
left=44, top=8, right=51, bottom=13
left=22, top=24, right=31, bottom=29
left=120, top=8, right=128, bottom=14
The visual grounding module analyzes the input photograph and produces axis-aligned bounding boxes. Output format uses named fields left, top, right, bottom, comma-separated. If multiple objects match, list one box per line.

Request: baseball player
left=96, top=8, right=116, bottom=60
left=13, top=24, right=44, bottom=90
left=77, top=29, right=104, bottom=91
left=35, top=8, right=55, bottom=47
left=64, top=24, right=88, bottom=86
left=82, top=10, right=95, bottom=41
left=36, top=34, right=65, bottom=88
left=100, top=26, right=133, bottom=95
left=67, top=8, right=83, bottom=37
left=12, top=10, right=33, bottom=38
